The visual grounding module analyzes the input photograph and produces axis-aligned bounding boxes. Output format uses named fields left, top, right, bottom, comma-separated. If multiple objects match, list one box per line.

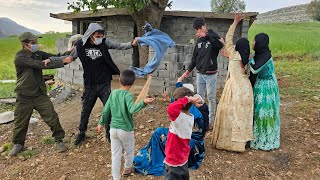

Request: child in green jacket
left=97, top=70, right=154, bottom=180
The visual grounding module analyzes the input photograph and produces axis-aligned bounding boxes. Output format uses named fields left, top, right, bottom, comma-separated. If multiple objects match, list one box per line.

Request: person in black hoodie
left=183, top=17, right=224, bottom=128
left=68, top=23, right=139, bottom=145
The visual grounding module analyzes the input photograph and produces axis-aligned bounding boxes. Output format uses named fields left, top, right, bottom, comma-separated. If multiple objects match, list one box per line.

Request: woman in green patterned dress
left=249, top=33, right=281, bottom=151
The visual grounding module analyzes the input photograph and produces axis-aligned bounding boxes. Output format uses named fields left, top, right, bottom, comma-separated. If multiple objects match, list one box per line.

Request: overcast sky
left=0, top=0, right=312, bottom=33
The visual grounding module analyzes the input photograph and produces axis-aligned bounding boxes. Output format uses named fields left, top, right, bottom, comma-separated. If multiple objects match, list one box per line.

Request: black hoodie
left=188, top=29, right=223, bottom=74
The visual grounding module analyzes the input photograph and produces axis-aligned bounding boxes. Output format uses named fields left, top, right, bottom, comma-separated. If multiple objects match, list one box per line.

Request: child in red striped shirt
left=164, top=87, right=201, bottom=180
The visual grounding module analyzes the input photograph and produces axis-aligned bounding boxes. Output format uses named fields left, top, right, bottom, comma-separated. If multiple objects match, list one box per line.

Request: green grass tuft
left=18, top=149, right=38, bottom=159
left=1, top=143, right=13, bottom=156
left=41, top=136, right=55, bottom=145
left=0, top=83, right=16, bottom=98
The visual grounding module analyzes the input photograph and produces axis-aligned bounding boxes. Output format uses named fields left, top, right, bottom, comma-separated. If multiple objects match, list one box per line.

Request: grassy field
left=248, top=22, right=320, bottom=59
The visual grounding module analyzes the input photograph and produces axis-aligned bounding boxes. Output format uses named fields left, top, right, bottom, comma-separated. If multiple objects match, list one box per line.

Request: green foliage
left=308, top=0, right=320, bottom=21
left=0, top=104, right=15, bottom=113
left=1, top=143, right=13, bottom=156
left=211, top=0, right=245, bottom=13
left=18, top=149, right=38, bottom=159
left=68, top=0, right=150, bottom=12
left=248, top=22, right=320, bottom=58
left=41, top=136, right=55, bottom=145
left=0, top=83, right=16, bottom=98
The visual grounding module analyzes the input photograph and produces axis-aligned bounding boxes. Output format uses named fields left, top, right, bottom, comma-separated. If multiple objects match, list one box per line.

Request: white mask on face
left=24, top=43, right=38, bottom=53
left=92, top=37, right=103, bottom=45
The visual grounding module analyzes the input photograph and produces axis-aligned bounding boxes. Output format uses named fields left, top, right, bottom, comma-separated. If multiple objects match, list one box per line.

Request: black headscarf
left=249, top=33, right=272, bottom=87
left=252, top=33, right=272, bottom=70
left=235, top=38, right=250, bottom=66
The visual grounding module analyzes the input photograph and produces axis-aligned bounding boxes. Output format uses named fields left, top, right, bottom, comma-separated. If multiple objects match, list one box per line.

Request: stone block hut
left=50, top=8, right=258, bottom=94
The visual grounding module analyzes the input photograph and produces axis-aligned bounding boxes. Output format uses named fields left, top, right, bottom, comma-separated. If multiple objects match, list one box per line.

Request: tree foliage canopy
left=210, top=0, right=246, bottom=13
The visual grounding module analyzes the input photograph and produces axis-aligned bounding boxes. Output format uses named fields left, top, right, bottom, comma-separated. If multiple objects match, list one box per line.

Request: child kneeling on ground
left=97, top=70, right=155, bottom=180
left=164, top=87, right=201, bottom=180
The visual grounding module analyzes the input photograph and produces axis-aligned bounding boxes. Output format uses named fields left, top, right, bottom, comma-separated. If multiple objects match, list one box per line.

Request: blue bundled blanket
left=130, top=28, right=175, bottom=76
left=133, top=105, right=208, bottom=176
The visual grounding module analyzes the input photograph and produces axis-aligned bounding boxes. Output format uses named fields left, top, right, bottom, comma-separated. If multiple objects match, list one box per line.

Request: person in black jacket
left=183, top=17, right=224, bottom=129
left=68, top=23, right=139, bottom=145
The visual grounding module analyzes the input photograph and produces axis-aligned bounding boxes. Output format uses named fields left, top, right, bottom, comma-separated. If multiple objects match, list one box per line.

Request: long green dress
left=249, top=58, right=281, bottom=150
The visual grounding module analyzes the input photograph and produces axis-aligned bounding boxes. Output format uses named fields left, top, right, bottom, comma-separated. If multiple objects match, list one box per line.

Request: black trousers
left=164, top=163, right=189, bottom=180
left=79, top=83, right=111, bottom=133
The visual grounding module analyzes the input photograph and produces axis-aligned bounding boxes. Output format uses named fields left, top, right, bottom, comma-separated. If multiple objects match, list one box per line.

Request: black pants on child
left=164, top=163, right=189, bottom=180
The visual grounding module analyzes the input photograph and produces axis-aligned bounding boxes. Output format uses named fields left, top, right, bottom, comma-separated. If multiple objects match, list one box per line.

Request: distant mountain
left=0, top=17, right=41, bottom=38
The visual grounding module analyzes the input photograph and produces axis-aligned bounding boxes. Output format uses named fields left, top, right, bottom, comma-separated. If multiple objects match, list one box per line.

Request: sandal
left=122, top=168, right=133, bottom=177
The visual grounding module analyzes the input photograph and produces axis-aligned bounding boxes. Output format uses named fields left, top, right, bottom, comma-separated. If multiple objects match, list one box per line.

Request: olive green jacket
left=14, top=49, right=65, bottom=96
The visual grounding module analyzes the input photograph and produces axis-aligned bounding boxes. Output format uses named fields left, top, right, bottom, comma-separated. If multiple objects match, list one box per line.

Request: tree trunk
left=132, top=23, right=139, bottom=67
left=131, top=0, right=169, bottom=67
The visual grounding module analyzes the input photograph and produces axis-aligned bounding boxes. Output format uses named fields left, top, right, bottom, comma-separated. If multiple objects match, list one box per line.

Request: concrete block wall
left=160, top=17, right=241, bottom=44
left=104, top=15, right=135, bottom=71
left=58, top=15, right=244, bottom=89
left=149, top=44, right=228, bottom=94
left=56, top=40, right=229, bottom=93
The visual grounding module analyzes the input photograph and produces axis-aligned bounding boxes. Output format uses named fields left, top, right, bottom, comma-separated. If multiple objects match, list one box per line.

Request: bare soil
left=0, top=78, right=319, bottom=180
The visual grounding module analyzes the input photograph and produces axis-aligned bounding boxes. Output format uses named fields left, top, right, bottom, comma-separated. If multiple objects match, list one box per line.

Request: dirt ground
left=0, top=78, right=319, bottom=180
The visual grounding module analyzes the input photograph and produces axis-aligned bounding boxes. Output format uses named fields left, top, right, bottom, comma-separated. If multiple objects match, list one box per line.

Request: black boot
left=74, top=132, right=86, bottom=145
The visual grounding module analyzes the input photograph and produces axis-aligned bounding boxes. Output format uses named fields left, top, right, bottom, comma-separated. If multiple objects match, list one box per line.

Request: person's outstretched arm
left=15, top=53, right=65, bottom=69
left=225, top=13, right=245, bottom=54
left=105, top=37, right=139, bottom=50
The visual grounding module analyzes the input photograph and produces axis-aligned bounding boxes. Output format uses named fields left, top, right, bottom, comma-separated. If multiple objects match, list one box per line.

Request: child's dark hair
left=193, top=17, right=206, bottom=30
left=173, top=87, right=194, bottom=111
left=120, top=70, right=136, bottom=86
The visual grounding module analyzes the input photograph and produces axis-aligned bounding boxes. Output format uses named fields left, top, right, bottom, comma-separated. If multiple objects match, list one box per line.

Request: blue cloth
left=133, top=105, right=207, bottom=176
left=130, top=29, right=175, bottom=76
left=134, top=127, right=168, bottom=176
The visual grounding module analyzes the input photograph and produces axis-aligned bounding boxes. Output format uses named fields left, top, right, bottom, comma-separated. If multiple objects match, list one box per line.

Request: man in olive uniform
left=8, top=32, right=73, bottom=156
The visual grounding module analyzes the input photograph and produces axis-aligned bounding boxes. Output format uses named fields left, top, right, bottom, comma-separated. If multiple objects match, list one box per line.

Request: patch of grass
left=18, top=149, right=38, bottom=159
left=1, top=143, right=13, bottom=156
left=11, top=168, right=21, bottom=177
left=0, top=33, right=69, bottom=80
left=249, top=22, right=320, bottom=58
left=0, top=104, right=15, bottom=113
left=275, top=59, right=320, bottom=99
left=275, top=59, right=320, bottom=116
left=0, top=83, right=16, bottom=98
left=41, top=136, right=55, bottom=145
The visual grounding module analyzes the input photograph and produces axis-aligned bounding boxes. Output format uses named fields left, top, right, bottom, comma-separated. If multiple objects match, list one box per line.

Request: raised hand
left=196, top=32, right=206, bottom=38
left=234, top=13, right=245, bottom=25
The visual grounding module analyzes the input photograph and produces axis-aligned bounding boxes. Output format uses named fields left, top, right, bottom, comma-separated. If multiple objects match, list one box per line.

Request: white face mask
left=92, top=37, right=103, bottom=45
left=24, top=43, right=38, bottom=53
